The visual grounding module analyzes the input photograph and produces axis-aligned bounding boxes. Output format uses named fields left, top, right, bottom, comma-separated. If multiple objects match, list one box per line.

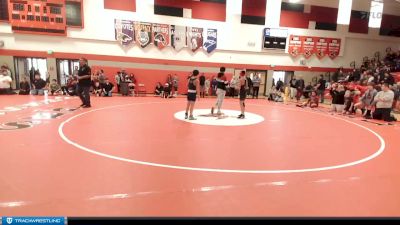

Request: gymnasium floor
left=1, top=95, right=400, bottom=217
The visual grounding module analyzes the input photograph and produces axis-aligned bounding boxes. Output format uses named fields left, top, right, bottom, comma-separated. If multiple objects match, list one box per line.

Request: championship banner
left=114, top=19, right=134, bottom=46
left=288, top=35, right=303, bottom=57
left=188, top=27, right=204, bottom=52
left=316, top=37, right=329, bottom=59
left=170, top=25, right=187, bottom=51
left=152, top=23, right=170, bottom=50
left=135, top=22, right=152, bottom=48
left=203, top=28, right=217, bottom=53
left=328, top=38, right=341, bottom=59
left=302, top=36, right=316, bottom=59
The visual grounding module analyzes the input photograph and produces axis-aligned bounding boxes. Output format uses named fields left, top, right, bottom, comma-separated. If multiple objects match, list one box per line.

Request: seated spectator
left=0, top=73, right=12, bottom=95
left=354, top=83, right=377, bottom=119
left=93, top=81, right=102, bottom=97
left=372, top=83, right=395, bottom=122
left=296, top=91, right=319, bottom=108
left=31, top=73, right=47, bottom=95
left=19, top=76, right=31, bottom=95
left=154, top=82, right=163, bottom=96
left=49, top=79, right=62, bottom=95
left=163, top=82, right=171, bottom=98
left=102, top=78, right=114, bottom=97
left=63, top=77, right=77, bottom=96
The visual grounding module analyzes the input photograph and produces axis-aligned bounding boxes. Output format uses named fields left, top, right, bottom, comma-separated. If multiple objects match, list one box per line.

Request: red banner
left=328, top=38, right=341, bottom=59
left=316, top=37, right=329, bottom=59
left=288, top=35, right=341, bottom=59
left=288, top=35, right=303, bottom=57
left=302, top=36, right=316, bottom=59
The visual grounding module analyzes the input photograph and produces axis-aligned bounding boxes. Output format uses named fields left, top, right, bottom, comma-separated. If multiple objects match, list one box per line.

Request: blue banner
left=203, top=28, right=217, bottom=53
left=2, top=217, right=65, bottom=225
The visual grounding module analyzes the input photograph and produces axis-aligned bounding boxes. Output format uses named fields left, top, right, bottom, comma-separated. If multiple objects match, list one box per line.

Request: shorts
left=239, top=89, right=246, bottom=101
left=187, top=92, right=197, bottom=102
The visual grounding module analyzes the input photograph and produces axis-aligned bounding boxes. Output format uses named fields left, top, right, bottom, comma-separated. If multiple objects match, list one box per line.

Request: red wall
left=155, top=0, right=226, bottom=21
left=349, top=18, right=369, bottom=34
left=242, top=0, right=266, bottom=17
left=91, top=66, right=233, bottom=94
left=309, top=6, right=337, bottom=24
left=280, top=11, right=310, bottom=29
left=104, top=0, right=136, bottom=12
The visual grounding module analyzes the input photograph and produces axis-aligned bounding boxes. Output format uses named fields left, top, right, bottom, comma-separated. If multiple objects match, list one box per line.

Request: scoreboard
left=263, top=28, right=288, bottom=50
left=5, top=0, right=83, bottom=36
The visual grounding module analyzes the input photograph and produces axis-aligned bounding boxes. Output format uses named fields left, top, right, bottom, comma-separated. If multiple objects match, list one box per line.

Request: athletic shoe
left=237, top=114, right=243, bottom=118
left=82, top=105, right=91, bottom=108
left=185, top=113, right=188, bottom=119
left=211, top=107, right=214, bottom=115
left=189, top=116, right=197, bottom=120
left=238, top=114, right=245, bottom=119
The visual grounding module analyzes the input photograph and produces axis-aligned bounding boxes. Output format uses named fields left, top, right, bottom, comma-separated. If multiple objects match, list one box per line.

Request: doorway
left=14, top=57, right=48, bottom=89
left=56, top=59, right=79, bottom=86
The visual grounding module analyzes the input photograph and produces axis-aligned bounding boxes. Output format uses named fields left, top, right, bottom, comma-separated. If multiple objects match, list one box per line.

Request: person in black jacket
left=330, top=84, right=345, bottom=114
left=19, top=76, right=30, bottom=95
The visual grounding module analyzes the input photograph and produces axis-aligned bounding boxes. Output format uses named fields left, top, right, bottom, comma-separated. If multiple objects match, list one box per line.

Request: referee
left=77, top=58, right=92, bottom=108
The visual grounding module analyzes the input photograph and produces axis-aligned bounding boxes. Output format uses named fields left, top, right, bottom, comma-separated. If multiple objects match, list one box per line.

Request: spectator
left=289, top=76, right=297, bottom=99
left=31, top=73, right=47, bottom=95
left=355, top=83, right=377, bottom=119
left=154, top=82, right=163, bottom=96
left=316, top=74, right=326, bottom=103
left=246, top=74, right=253, bottom=97
left=252, top=74, right=261, bottom=99
left=199, top=73, right=206, bottom=98
left=102, top=78, right=114, bottom=97
left=172, top=74, right=179, bottom=97
left=372, top=83, right=394, bottom=122
left=295, top=76, right=305, bottom=102
left=163, top=82, right=171, bottom=98
left=19, top=76, right=30, bottom=95
left=330, top=84, right=346, bottom=113
left=49, top=79, right=62, bottom=95
left=0, top=72, right=12, bottom=94
left=296, top=91, right=319, bottom=108
left=204, top=77, right=210, bottom=97
left=93, top=81, right=102, bottom=97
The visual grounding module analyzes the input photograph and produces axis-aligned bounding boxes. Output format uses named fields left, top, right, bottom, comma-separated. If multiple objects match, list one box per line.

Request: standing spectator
left=102, top=78, right=114, bottom=97
left=276, top=79, right=284, bottom=92
left=295, top=76, right=305, bottom=102
left=289, top=76, right=297, bottom=99
left=252, top=74, right=261, bottom=99
left=76, top=58, right=92, bottom=108
left=246, top=74, right=253, bottom=97
left=330, top=84, right=346, bottom=113
left=31, top=73, right=47, bottom=95
left=205, top=77, right=210, bottom=97
left=115, top=72, right=121, bottom=93
left=199, top=73, right=206, bottom=98
left=19, top=76, right=30, bottom=95
left=316, top=75, right=326, bottom=103
left=172, top=74, right=179, bottom=97
left=372, top=83, right=395, bottom=122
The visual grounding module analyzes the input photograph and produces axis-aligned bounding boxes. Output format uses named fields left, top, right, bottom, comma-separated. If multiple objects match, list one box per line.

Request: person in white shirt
left=372, top=83, right=394, bottom=122
left=0, top=73, right=12, bottom=94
